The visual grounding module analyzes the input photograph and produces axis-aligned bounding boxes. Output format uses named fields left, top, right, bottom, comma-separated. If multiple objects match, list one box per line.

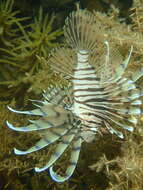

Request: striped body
left=73, top=50, right=102, bottom=138
left=6, top=9, right=143, bottom=183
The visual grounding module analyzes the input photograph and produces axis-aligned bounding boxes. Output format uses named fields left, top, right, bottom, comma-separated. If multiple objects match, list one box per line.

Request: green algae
left=0, top=0, right=63, bottom=103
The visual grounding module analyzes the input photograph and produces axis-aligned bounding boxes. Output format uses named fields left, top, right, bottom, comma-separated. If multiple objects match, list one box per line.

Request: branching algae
left=0, top=0, right=63, bottom=101
left=6, top=9, right=143, bottom=183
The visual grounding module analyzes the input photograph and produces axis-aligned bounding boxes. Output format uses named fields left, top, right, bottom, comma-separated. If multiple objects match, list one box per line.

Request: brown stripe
left=82, top=124, right=99, bottom=129
left=78, top=72, right=96, bottom=76
left=73, top=82, right=99, bottom=86
left=83, top=120, right=101, bottom=125
left=88, top=103, right=119, bottom=114
left=74, top=92, right=109, bottom=98
left=81, top=106, right=124, bottom=121
left=71, top=77, right=100, bottom=81
left=83, top=98, right=120, bottom=103
left=74, top=87, right=104, bottom=92
left=75, top=100, right=106, bottom=110
left=75, top=100, right=117, bottom=113
left=73, top=67, right=95, bottom=72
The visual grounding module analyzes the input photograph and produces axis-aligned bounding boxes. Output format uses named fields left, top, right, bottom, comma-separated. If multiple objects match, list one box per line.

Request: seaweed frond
left=0, top=2, right=63, bottom=103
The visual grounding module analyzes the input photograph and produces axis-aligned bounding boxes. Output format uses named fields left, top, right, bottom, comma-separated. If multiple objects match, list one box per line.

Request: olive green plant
left=0, top=0, right=63, bottom=102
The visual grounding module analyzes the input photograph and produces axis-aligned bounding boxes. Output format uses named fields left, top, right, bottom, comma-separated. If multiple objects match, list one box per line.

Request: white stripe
left=74, top=84, right=100, bottom=90
left=74, top=72, right=97, bottom=78
left=72, top=79, right=99, bottom=84
left=74, top=90, right=102, bottom=96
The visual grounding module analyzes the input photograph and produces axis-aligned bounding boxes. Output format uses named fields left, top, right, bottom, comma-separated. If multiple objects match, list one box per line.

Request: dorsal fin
left=64, top=9, right=97, bottom=50
left=49, top=10, right=98, bottom=78
left=48, top=47, right=75, bottom=77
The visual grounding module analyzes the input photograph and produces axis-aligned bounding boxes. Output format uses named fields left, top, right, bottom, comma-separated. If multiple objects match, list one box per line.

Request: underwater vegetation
left=6, top=4, right=143, bottom=183
left=0, top=0, right=63, bottom=103
left=0, top=0, right=143, bottom=189
left=83, top=0, right=133, bottom=18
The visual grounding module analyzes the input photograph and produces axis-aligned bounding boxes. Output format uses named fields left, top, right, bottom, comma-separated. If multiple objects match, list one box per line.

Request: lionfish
left=7, top=9, right=143, bottom=182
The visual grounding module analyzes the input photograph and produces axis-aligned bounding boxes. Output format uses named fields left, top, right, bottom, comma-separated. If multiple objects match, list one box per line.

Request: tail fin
left=64, top=9, right=97, bottom=50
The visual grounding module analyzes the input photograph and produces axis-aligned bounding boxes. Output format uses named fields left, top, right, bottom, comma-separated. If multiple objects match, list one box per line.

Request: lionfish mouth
left=6, top=8, right=143, bottom=183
